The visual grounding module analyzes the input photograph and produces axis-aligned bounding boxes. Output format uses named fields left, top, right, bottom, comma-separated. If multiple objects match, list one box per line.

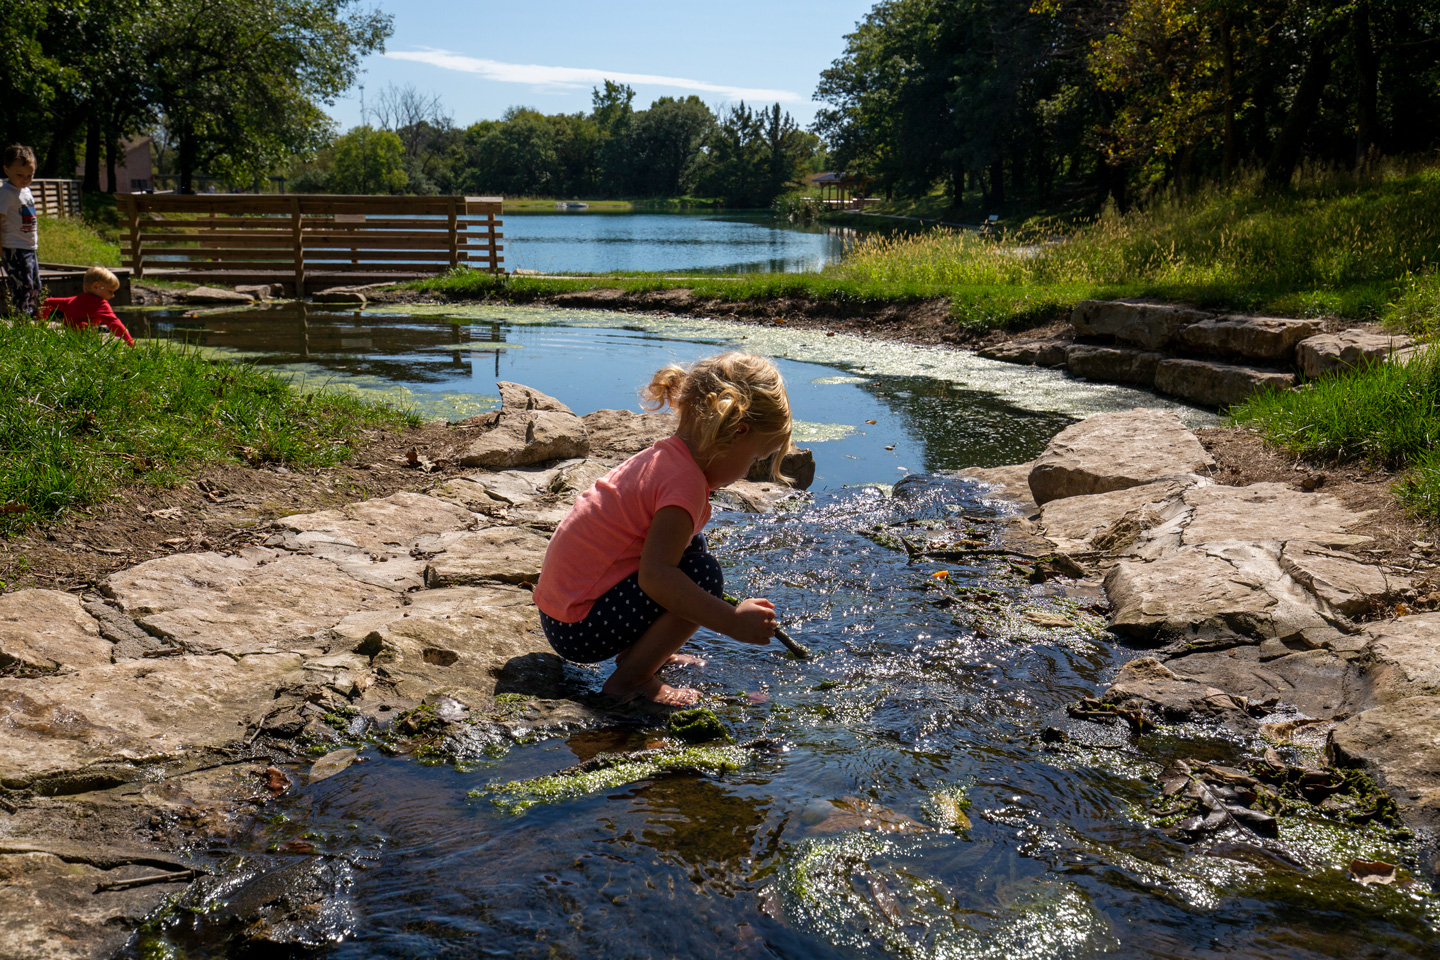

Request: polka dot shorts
left=540, top=535, right=724, bottom=663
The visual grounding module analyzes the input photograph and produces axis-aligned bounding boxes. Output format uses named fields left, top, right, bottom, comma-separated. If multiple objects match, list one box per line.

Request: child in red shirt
left=40, top=265, right=134, bottom=345
left=535, top=352, right=794, bottom=705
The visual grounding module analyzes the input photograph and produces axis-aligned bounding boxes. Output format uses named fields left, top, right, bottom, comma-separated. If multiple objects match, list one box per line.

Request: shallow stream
left=116, top=305, right=1440, bottom=958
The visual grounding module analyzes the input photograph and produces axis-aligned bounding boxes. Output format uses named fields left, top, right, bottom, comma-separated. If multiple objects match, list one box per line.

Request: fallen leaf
left=282, top=840, right=316, bottom=854
left=885, top=445, right=895, bottom=450
left=932, top=570, right=950, bottom=579
left=1350, top=858, right=1398, bottom=885
left=261, top=765, right=291, bottom=795
left=865, top=420, right=877, bottom=424
left=0, top=503, right=25, bottom=513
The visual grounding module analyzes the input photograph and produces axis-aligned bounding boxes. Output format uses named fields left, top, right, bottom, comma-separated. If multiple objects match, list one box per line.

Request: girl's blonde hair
left=643, top=352, right=793, bottom=480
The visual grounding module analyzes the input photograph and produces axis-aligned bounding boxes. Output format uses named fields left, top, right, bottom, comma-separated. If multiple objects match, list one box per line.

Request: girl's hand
left=730, top=598, right=776, bottom=645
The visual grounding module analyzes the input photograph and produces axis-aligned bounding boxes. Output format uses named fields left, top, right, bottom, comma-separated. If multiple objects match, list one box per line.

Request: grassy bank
left=1230, top=348, right=1440, bottom=522
left=501, top=197, right=727, bottom=212
left=419, top=162, right=1440, bottom=337
left=0, top=321, right=418, bottom=536
left=41, top=215, right=121, bottom=268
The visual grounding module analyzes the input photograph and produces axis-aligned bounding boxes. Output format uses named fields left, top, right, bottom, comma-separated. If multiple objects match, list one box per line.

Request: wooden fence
left=116, top=194, right=504, bottom=296
left=32, top=179, right=81, bottom=217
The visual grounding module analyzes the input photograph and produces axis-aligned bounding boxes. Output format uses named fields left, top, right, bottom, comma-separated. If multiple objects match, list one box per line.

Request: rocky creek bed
left=4, top=304, right=1440, bottom=957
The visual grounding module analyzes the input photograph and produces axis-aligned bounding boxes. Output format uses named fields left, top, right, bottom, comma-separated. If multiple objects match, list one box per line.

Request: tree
left=465, top=109, right=560, bottom=196
left=139, top=0, right=391, bottom=193
left=693, top=103, right=809, bottom=206
left=627, top=96, right=715, bottom=196
left=591, top=80, right=635, bottom=196
left=330, top=126, right=408, bottom=194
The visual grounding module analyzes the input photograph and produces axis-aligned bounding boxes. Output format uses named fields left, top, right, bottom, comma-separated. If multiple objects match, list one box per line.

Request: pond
left=116, top=304, right=1440, bottom=959
left=498, top=211, right=854, bottom=275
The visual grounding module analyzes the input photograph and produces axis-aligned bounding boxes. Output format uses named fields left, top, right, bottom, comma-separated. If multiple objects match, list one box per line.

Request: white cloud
left=384, top=48, right=803, bottom=104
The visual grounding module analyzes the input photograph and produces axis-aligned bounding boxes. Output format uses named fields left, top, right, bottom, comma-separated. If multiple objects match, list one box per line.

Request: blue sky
left=329, top=0, right=878, bottom=132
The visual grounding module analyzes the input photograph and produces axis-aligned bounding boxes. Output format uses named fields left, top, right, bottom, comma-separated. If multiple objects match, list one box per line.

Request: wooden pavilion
left=810, top=171, right=874, bottom=210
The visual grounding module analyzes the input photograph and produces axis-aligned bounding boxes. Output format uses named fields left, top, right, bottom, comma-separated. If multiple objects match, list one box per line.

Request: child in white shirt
left=0, top=144, right=40, bottom=317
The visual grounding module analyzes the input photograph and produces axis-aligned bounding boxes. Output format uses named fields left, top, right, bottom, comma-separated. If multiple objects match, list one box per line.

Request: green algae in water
left=667, top=707, right=732, bottom=743
left=791, top=420, right=859, bottom=443
left=922, top=784, right=974, bottom=832
left=475, top=744, right=753, bottom=814
left=775, top=832, right=1116, bottom=958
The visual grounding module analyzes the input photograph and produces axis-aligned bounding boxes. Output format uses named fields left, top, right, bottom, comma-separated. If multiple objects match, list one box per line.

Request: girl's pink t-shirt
left=534, top=435, right=712, bottom=622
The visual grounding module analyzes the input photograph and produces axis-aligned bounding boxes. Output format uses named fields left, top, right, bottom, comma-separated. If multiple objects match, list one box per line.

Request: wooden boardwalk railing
left=116, top=194, right=504, bottom=296
left=32, top=179, right=81, bottom=218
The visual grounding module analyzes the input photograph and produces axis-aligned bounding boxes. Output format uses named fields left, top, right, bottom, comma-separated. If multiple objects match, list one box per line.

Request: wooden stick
left=724, top=595, right=811, bottom=659
left=96, top=868, right=204, bottom=893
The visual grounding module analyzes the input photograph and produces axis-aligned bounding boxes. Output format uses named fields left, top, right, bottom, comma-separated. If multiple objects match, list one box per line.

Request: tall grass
left=827, top=164, right=1440, bottom=328
left=1229, top=347, right=1440, bottom=521
left=0, top=321, right=419, bottom=534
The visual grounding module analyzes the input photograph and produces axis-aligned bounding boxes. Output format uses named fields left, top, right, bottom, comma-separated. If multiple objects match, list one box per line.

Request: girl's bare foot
left=615, top=649, right=707, bottom=670
left=601, top=675, right=701, bottom=706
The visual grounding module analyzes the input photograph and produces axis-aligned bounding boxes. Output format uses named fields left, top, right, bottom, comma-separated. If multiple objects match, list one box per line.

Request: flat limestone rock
left=455, top=382, right=591, bottom=469
left=748, top=448, right=816, bottom=490
left=1102, top=656, right=1254, bottom=726
left=711, top=480, right=807, bottom=513
left=0, top=590, right=111, bottom=675
left=1180, top=483, right=1372, bottom=548
left=456, top=410, right=589, bottom=469
left=1297, top=330, right=1413, bottom=380
left=422, top=526, right=551, bottom=587
left=1104, top=542, right=1338, bottom=647
left=447, top=460, right=607, bottom=509
left=358, top=586, right=550, bottom=705
left=0, top=653, right=305, bottom=789
left=581, top=408, right=676, bottom=457
left=1179, top=316, right=1321, bottom=361
left=104, top=550, right=405, bottom=656
left=273, top=491, right=479, bottom=556
left=977, top=339, right=1069, bottom=367
left=178, top=285, right=254, bottom=305
left=1165, top=646, right=1364, bottom=718
left=955, top=460, right=1039, bottom=511
left=1358, top=614, right=1440, bottom=706
left=1279, top=541, right=1406, bottom=617
left=1330, top=696, right=1440, bottom=826
left=1038, top=479, right=1194, bottom=555
left=1069, top=300, right=1209, bottom=350
left=1153, top=358, right=1295, bottom=409
left=0, top=850, right=184, bottom=960
left=1064, top=344, right=1162, bottom=385
left=1027, top=408, right=1214, bottom=506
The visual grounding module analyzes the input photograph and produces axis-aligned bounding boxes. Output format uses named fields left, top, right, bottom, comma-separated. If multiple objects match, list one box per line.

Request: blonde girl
left=534, top=352, right=794, bottom=705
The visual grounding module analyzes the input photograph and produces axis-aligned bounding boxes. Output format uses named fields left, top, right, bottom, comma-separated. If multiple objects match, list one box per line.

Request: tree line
left=2, top=0, right=390, bottom=194
left=814, top=0, right=1440, bottom=209
left=292, top=81, right=824, bottom=207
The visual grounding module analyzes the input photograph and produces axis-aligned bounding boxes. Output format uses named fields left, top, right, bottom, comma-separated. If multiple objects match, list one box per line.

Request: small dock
left=118, top=194, right=505, bottom=297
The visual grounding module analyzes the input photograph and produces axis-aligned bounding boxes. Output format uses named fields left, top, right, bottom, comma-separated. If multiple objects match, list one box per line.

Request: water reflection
left=119, top=302, right=1181, bottom=489
left=501, top=211, right=855, bottom=274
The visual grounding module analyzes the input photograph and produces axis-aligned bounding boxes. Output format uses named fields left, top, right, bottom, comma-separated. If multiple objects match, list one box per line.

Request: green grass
left=0, top=320, right=420, bottom=535
left=40, top=215, right=120, bottom=268
left=1229, top=347, right=1440, bottom=521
